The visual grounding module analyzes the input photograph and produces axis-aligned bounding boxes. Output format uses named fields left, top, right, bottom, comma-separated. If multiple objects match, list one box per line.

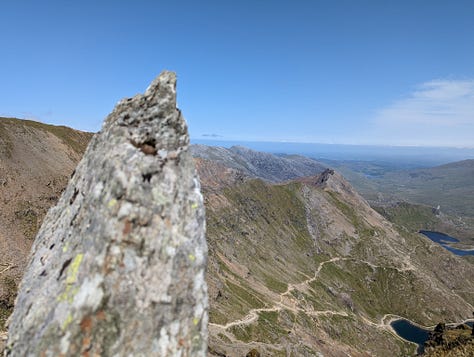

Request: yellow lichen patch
left=57, top=285, right=80, bottom=303
left=108, top=199, right=117, bottom=209
left=57, top=253, right=84, bottom=303
left=193, top=317, right=200, bottom=326
left=62, top=242, right=69, bottom=253
left=66, top=254, right=84, bottom=284
left=188, top=254, right=196, bottom=262
left=62, top=313, right=74, bottom=330
left=191, top=202, right=199, bottom=209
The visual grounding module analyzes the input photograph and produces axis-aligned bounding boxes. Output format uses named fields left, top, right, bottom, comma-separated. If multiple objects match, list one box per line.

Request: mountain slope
left=0, top=118, right=92, bottom=331
left=198, top=161, right=474, bottom=356
left=2, top=121, right=474, bottom=356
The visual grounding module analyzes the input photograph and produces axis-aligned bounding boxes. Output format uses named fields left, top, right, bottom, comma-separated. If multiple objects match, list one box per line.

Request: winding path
left=209, top=255, right=420, bottom=334
left=209, top=257, right=348, bottom=332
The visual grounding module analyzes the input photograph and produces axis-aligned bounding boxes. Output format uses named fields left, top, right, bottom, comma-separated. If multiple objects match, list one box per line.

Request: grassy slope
left=373, top=202, right=474, bottom=247
left=205, top=176, right=474, bottom=356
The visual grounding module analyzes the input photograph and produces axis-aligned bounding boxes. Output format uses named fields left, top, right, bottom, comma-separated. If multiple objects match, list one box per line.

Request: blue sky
left=1, top=0, right=473, bottom=147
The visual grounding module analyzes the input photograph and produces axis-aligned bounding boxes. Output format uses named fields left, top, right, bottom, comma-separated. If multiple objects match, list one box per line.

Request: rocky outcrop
left=424, top=322, right=474, bottom=356
left=6, top=71, right=208, bottom=356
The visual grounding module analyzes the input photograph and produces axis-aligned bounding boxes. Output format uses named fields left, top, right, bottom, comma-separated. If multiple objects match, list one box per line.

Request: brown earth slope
left=0, top=118, right=92, bottom=332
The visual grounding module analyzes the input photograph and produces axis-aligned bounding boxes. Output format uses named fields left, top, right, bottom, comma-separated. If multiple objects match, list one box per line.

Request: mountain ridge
left=2, top=118, right=474, bottom=355
left=191, top=144, right=326, bottom=182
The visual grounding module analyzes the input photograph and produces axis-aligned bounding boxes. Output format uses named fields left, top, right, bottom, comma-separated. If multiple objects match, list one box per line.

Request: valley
left=200, top=162, right=474, bottom=356
left=323, top=158, right=474, bottom=236
left=1, top=118, right=474, bottom=356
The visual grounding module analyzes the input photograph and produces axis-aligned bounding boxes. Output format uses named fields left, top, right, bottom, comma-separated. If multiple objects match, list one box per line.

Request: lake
left=419, top=230, right=474, bottom=256
left=390, top=319, right=430, bottom=354
left=391, top=319, right=474, bottom=354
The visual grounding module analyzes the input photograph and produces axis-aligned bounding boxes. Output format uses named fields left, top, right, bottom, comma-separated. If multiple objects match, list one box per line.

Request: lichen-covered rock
left=6, top=71, right=208, bottom=356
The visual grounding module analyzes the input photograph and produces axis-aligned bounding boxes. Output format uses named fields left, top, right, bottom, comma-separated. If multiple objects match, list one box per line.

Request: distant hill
left=324, top=158, right=474, bottom=219
left=191, top=144, right=326, bottom=182
left=377, top=159, right=474, bottom=217
left=436, top=159, right=474, bottom=170
left=372, top=202, right=474, bottom=247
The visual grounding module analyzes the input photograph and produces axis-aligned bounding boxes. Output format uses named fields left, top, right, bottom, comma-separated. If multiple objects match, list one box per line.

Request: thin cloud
left=202, top=133, right=224, bottom=138
left=371, top=79, right=474, bottom=146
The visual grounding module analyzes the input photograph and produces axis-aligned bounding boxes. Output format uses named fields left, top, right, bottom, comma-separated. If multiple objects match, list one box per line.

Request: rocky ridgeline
left=191, top=144, right=326, bottom=182
left=6, top=71, right=208, bottom=356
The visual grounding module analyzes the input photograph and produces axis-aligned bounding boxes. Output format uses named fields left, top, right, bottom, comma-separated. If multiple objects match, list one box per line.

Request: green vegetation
left=229, top=310, right=290, bottom=345
left=208, top=179, right=320, bottom=288
left=373, top=202, right=438, bottom=232
left=374, top=201, right=474, bottom=245
left=318, top=313, right=415, bottom=356
left=18, top=118, right=92, bottom=155
left=327, top=190, right=379, bottom=240
left=226, top=280, right=266, bottom=312
left=262, top=274, right=287, bottom=294
left=318, top=259, right=446, bottom=324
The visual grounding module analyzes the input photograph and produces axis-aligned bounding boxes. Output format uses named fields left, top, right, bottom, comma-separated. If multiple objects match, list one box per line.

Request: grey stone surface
left=6, top=71, right=208, bottom=356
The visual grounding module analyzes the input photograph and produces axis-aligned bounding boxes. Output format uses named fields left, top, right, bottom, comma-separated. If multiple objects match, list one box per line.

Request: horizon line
left=191, top=137, right=474, bottom=150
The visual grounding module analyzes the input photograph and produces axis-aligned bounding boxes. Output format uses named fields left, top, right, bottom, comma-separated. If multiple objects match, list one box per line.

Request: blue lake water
left=419, top=230, right=459, bottom=243
left=419, top=230, right=474, bottom=256
left=390, top=319, right=430, bottom=354
left=391, top=319, right=474, bottom=354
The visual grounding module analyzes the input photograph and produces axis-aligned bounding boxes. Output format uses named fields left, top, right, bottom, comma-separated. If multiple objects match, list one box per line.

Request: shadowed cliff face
left=6, top=72, right=208, bottom=356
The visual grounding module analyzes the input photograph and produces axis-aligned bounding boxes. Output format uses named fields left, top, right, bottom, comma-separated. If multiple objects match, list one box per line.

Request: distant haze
left=192, top=139, right=474, bottom=167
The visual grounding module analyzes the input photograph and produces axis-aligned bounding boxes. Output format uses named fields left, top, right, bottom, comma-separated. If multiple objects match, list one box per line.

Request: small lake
left=419, top=230, right=474, bottom=256
left=390, top=319, right=430, bottom=354
left=391, top=319, right=474, bottom=354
